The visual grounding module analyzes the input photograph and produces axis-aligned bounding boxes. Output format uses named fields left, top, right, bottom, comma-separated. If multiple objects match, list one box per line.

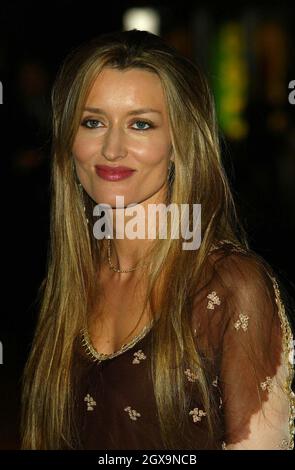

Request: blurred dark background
left=0, top=0, right=295, bottom=449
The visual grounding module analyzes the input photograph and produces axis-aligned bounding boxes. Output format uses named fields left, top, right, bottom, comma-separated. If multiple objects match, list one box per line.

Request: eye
left=81, top=118, right=154, bottom=130
left=132, top=120, right=153, bottom=130
left=81, top=119, right=102, bottom=129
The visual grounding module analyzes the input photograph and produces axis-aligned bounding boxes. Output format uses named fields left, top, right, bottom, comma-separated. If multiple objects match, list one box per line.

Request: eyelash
left=81, top=118, right=154, bottom=131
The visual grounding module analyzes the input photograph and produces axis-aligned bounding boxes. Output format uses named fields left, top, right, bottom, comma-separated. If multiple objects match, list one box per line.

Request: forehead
left=85, top=67, right=166, bottom=110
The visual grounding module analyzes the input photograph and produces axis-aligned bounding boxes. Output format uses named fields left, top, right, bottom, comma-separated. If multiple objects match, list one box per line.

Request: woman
left=21, top=29, right=295, bottom=450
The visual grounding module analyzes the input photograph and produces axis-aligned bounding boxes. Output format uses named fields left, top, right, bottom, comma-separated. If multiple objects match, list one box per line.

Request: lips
left=95, top=165, right=135, bottom=181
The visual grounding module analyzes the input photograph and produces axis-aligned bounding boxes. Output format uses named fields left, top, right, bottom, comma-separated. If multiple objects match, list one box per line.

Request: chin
left=94, top=194, right=131, bottom=209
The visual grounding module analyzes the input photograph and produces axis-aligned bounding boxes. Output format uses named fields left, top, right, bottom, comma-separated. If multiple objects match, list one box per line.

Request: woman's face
left=72, top=67, right=173, bottom=208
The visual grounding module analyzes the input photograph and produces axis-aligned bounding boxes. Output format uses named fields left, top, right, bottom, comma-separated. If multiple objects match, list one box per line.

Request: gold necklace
left=106, top=238, right=147, bottom=273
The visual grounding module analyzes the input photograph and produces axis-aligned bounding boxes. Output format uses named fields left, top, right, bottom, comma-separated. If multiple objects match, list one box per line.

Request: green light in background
left=211, top=22, right=249, bottom=140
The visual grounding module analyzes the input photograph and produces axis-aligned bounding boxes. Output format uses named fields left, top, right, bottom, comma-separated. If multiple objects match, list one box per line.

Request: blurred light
left=256, top=22, right=287, bottom=105
left=122, top=7, right=160, bottom=35
left=212, top=22, right=249, bottom=140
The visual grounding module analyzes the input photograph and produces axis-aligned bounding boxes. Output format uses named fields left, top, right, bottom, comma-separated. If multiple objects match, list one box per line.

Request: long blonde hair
left=21, top=29, right=249, bottom=449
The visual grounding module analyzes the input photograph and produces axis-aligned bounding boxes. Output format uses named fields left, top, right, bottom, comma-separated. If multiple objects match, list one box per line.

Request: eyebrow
left=83, top=107, right=162, bottom=116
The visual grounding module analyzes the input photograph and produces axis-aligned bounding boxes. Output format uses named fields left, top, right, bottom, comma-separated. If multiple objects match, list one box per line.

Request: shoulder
left=208, top=239, right=276, bottom=300
left=203, top=239, right=289, bottom=341
left=192, top=239, right=292, bottom=332
left=190, top=240, right=260, bottom=347
left=191, top=240, right=294, bottom=363
left=209, top=241, right=295, bottom=355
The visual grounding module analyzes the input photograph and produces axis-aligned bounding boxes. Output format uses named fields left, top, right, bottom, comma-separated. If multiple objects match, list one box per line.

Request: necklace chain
left=106, top=238, right=147, bottom=273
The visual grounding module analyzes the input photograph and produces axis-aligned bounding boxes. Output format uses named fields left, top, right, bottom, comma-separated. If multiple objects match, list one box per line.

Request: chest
left=87, top=276, right=152, bottom=355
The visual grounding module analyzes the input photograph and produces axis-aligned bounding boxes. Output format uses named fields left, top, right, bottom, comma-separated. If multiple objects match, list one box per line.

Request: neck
left=101, top=182, right=168, bottom=278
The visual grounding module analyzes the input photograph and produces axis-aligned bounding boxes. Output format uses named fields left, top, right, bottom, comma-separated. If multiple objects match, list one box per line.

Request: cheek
left=135, top=137, right=170, bottom=166
left=72, top=134, right=98, bottom=164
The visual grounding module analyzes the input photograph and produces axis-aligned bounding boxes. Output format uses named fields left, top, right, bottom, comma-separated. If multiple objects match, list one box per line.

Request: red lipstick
left=95, top=165, right=135, bottom=181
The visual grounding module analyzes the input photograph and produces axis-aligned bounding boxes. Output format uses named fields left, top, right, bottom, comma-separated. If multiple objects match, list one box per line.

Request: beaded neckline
left=80, top=320, right=154, bottom=363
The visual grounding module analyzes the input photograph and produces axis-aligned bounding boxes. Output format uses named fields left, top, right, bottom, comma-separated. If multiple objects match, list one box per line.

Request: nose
left=101, top=125, right=128, bottom=162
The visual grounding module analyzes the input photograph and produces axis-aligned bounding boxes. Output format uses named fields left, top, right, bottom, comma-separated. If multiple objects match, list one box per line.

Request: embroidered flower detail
left=233, top=313, right=249, bottom=331
left=84, top=393, right=96, bottom=411
left=189, top=407, right=207, bottom=423
left=222, top=441, right=227, bottom=450
left=124, top=406, right=141, bottom=421
left=132, top=349, right=147, bottom=364
left=278, top=438, right=290, bottom=450
left=260, top=376, right=273, bottom=392
left=212, top=376, right=218, bottom=387
left=207, top=291, right=221, bottom=310
left=184, top=368, right=199, bottom=382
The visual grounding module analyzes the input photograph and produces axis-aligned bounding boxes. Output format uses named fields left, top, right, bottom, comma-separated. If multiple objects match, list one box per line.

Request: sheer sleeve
left=214, top=247, right=295, bottom=450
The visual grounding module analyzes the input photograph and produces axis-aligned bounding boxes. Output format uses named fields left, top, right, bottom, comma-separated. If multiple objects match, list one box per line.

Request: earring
left=78, top=182, right=89, bottom=225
